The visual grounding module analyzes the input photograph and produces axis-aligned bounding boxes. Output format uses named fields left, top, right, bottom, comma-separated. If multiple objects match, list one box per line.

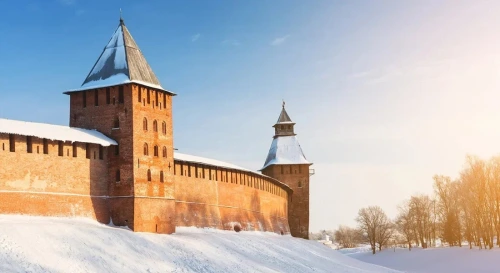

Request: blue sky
left=3, top=0, right=500, bottom=232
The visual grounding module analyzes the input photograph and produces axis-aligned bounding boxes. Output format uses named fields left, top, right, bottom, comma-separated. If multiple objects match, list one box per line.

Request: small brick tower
left=64, top=17, right=177, bottom=234
left=260, top=102, right=312, bottom=239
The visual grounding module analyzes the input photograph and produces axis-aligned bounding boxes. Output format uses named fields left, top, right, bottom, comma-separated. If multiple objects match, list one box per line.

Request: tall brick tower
left=63, top=17, right=177, bottom=234
left=260, top=102, right=312, bottom=239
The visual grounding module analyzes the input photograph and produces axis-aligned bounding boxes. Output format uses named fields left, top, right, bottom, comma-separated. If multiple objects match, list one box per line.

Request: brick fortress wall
left=0, top=86, right=293, bottom=235
left=174, top=160, right=290, bottom=234
left=0, top=133, right=110, bottom=222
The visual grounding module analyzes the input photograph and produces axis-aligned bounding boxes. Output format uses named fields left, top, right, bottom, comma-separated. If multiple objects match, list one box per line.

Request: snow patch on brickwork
left=0, top=118, right=117, bottom=146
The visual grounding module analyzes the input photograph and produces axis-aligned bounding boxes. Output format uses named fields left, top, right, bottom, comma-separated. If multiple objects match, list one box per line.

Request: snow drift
left=0, top=215, right=398, bottom=273
left=346, top=246, right=500, bottom=273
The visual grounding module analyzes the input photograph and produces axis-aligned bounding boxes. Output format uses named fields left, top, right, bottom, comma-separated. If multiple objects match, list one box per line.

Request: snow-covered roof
left=261, top=135, right=311, bottom=170
left=65, top=19, right=174, bottom=95
left=0, top=118, right=117, bottom=146
left=173, top=152, right=292, bottom=192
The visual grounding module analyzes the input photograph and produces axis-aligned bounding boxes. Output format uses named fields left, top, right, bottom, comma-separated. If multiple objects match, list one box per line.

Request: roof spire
left=282, top=100, right=285, bottom=109
left=119, top=8, right=124, bottom=24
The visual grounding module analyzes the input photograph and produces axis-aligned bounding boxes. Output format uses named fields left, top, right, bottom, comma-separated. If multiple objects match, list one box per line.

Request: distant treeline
left=316, top=154, right=500, bottom=254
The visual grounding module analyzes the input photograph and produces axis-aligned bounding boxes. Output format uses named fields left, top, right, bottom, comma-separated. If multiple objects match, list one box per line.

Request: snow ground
left=0, top=215, right=399, bottom=273
left=344, top=246, right=500, bottom=273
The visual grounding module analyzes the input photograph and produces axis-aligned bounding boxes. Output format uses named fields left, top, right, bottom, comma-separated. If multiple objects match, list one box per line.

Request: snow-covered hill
left=0, top=215, right=398, bottom=273
left=345, top=246, right=500, bottom=273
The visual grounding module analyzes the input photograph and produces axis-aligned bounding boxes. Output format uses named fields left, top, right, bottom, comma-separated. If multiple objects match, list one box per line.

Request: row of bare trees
left=432, top=155, right=500, bottom=249
left=333, top=154, right=500, bottom=253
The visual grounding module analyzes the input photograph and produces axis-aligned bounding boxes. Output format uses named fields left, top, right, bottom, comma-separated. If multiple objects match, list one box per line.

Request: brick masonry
left=262, top=164, right=311, bottom=239
left=0, top=82, right=294, bottom=235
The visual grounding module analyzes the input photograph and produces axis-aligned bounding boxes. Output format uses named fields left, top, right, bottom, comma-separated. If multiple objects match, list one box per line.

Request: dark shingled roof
left=65, top=18, right=173, bottom=94
left=276, top=103, right=293, bottom=124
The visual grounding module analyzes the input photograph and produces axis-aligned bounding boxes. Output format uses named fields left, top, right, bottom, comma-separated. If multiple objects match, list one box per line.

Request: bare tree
left=408, top=194, right=435, bottom=248
left=334, top=225, right=363, bottom=249
left=395, top=201, right=415, bottom=250
left=356, top=206, right=392, bottom=254
left=433, top=175, right=462, bottom=246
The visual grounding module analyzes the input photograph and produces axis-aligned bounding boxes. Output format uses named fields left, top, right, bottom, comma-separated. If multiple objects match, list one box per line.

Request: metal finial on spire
left=119, top=8, right=124, bottom=24
left=282, top=100, right=285, bottom=108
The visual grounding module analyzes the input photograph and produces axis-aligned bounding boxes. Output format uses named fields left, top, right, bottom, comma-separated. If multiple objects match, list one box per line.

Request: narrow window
left=138, top=87, right=142, bottom=102
left=162, top=147, right=167, bottom=158
left=58, top=141, right=63, bottom=156
left=202, top=168, right=205, bottom=179
left=162, top=122, right=166, bottom=135
left=147, top=169, right=152, bottom=182
left=147, top=89, right=151, bottom=104
left=116, top=169, right=121, bottom=182
left=163, top=94, right=166, bottom=110
left=180, top=164, right=184, bottom=176
left=94, top=89, right=99, bottom=106
left=298, top=181, right=302, bottom=188
left=1, top=143, right=4, bottom=150
left=144, top=143, right=149, bottom=156
left=174, top=163, right=177, bottom=175
left=143, top=118, right=148, bottom=131
left=85, top=143, right=90, bottom=159
left=281, top=165, right=284, bottom=174
left=118, top=86, right=124, bottom=103
left=188, top=164, right=191, bottom=177
left=106, top=88, right=110, bottom=104
left=26, top=136, right=32, bottom=153
left=115, top=144, right=119, bottom=156
left=99, top=145, right=103, bottom=160
left=83, top=91, right=87, bottom=108
left=154, top=145, right=158, bottom=157
left=153, top=120, right=158, bottom=132
left=67, top=149, right=69, bottom=156
left=8, top=134, right=15, bottom=152
left=43, top=139, right=48, bottom=154
left=113, top=117, right=120, bottom=128
left=72, top=142, right=77, bottom=157
left=155, top=91, right=159, bottom=107
left=160, top=171, right=164, bottom=182
left=195, top=165, right=198, bottom=178
left=289, top=165, right=292, bottom=174
left=36, top=146, right=39, bottom=154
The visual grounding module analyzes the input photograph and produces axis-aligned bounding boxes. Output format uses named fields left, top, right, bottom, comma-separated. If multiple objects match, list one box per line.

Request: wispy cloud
left=270, top=35, right=290, bottom=46
left=349, top=70, right=372, bottom=79
left=191, top=33, right=201, bottom=42
left=222, top=39, right=240, bottom=46
left=57, top=0, right=76, bottom=5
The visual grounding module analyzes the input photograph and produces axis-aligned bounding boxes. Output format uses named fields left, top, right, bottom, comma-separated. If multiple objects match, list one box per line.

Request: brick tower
left=63, top=17, right=177, bottom=233
left=260, top=102, right=312, bottom=239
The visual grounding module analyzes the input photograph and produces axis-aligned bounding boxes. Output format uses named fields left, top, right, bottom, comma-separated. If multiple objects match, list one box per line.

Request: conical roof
left=275, top=101, right=294, bottom=125
left=261, top=102, right=311, bottom=171
left=65, top=18, right=172, bottom=94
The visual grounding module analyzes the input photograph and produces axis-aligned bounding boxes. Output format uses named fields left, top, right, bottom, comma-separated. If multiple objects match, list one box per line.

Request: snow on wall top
left=261, top=135, right=311, bottom=170
left=65, top=19, right=173, bottom=94
left=173, top=152, right=292, bottom=192
left=0, top=118, right=117, bottom=146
